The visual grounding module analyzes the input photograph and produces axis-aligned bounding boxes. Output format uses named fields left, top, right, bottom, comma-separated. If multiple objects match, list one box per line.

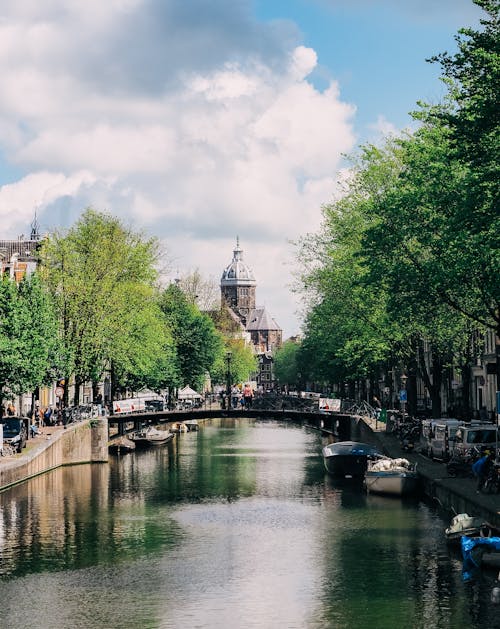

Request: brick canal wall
left=0, top=419, right=108, bottom=491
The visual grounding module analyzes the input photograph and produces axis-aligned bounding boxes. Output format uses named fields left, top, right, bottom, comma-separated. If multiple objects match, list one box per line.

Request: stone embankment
left=0, top=419, right=108, bottom=491
left=353, top=415, right=500, bottom=530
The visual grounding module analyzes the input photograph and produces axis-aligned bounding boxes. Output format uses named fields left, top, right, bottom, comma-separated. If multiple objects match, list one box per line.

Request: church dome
left=221, top=238, right=256, bottom=286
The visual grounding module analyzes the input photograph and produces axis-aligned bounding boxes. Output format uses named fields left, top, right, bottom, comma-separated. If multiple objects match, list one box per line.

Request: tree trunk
left=430, top=352, right=443, bottom=418
left=73, top=375, right=82, bottom=407
left=417, top=341, right=443, bottom=418
left=408, top=342, right=418, bottom=417
left=110, top=362, right=117, bottom=415
left=460, top=362, right=472, bottom=419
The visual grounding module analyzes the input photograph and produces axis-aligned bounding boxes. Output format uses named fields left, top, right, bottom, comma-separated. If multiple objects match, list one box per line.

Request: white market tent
left=178, top=386, right=203, bottom=400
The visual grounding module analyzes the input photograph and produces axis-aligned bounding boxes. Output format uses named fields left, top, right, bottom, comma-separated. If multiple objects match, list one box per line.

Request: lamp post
left=400, top=373, right=408, bottom=427
left=226, top=351, right=232, bottom=412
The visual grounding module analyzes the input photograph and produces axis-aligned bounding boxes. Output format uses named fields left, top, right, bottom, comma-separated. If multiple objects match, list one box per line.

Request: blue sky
left=0, top=0, right=484, bottom=336
left=255, top=0, right=482, bottom=139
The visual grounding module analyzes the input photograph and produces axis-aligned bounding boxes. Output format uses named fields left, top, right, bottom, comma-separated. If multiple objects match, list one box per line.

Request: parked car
left=1, top=416, right=28, bottom=453
left=145, top=399, right=165, bottom=412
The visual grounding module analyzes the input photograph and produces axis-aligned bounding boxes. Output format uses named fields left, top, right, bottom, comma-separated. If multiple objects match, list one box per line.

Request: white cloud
left=0, top=1, right=357, bottom=336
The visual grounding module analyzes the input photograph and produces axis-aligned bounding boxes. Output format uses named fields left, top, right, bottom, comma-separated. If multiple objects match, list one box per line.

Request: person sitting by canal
left=30, top=419, right=40, bottom=438
left=43, top=406, right=53, bottom=426
left=472, top=451, right=494, bottom=492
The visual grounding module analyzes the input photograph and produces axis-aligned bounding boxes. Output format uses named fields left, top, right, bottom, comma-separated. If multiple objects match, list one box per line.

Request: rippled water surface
left=0, top=418, right=498, bottom=628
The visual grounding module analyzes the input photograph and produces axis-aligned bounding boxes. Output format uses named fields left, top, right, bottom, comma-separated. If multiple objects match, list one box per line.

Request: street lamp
left=400, top=373, right=408, bottom=426
left=226, top=351, right=232, bottom=412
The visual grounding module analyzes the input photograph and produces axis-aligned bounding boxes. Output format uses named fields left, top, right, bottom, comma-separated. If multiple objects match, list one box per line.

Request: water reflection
left=0, top=418, right=498, bottom=628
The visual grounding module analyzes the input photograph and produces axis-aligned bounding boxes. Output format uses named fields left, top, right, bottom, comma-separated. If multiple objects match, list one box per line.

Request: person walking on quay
left=6, top=402, right=15, bottom=416
left=472, top=451, right=494, bottom=493
left=243, top=383, right=253, bottom=410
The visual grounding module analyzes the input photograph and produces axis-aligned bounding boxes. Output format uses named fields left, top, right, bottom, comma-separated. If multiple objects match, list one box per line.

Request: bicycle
left=481, top=463, right=500, bottom=494
left=0, top=443, right=17, bottom=457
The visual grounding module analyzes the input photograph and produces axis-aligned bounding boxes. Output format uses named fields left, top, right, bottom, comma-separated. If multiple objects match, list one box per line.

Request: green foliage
left=274, top=340, right=301, bottom=387
left=159, top=283, right=224, bottom=391
left=0, top=273, right=59, bottom=401
left=210, top=338, right=258, bottom=386
left=295, top=3, right=499, bottom=397
left=39, top=208, right=167, bottom=397
left=17, top=273, right=61, bottom=391
left=0, top=276, right=23, bottom=398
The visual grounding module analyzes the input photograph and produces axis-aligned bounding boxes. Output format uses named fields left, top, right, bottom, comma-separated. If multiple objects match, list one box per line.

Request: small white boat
left=170, top=421, right=188, bottom=433
left=184, top=420, right=199, bottom=432
left=365, top=457, right=419, bottom=496
left=445, top=513, right=493, bottom=544
left=131, top=426, right=174, bottom=448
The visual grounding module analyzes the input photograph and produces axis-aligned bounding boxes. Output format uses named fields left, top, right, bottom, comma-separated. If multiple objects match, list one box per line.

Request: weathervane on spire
left=30, top=210, right=41, bottom=241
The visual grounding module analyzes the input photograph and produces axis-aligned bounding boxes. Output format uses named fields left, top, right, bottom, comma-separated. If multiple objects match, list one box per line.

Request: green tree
left=274, top=339, right=301, bottom=388
left=107, top=290, right=179, bottom=397
left=0, top=276, right=23, bottom=406
left=210, top=338, right=258, bottom=387
left=17, top=273, right=61, bottom=399
left=159, top=283, right=223, bottom=391
left=0, top=273, right=59, bottom=408
left=39, top=208, right=165, bottom=403
left=295, top=174, right=396, bottom=392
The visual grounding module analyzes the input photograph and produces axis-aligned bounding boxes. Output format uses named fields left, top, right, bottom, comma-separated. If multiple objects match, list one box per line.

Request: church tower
left=220, top=237, right=256, bottom=324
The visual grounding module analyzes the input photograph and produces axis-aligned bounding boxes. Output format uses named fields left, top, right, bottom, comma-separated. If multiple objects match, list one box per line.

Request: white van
left=426, top=419, right=461, bottom=461
left=452, top=423, right=499, bottom=458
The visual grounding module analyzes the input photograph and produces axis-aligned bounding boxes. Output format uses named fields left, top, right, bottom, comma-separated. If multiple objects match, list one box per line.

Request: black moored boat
left=322, top=441, right=382, bottom=477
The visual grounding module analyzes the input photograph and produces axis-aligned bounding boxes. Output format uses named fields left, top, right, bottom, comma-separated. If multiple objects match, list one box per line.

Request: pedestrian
left=7, top=402, right=15, bottom=416
left=243, top=383, right=253, bottom=409
left=472, top=451, right=494, bottom=493
left=37, top=404, right=45, bottom=427
left=43, top=406, right=53, bottom=426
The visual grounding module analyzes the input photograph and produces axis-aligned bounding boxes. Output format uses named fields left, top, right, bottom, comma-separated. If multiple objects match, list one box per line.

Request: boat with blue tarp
left=461, top=536, right=500, bottom=581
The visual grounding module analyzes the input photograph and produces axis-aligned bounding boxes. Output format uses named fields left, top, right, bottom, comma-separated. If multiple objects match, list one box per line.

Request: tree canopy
left=294, top=0, right=499, bottom=411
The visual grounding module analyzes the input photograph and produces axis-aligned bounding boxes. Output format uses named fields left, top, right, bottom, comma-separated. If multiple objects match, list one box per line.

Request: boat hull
left=445, top=513, right=492, bottom=544
left=365, top=470, right=418, bottom=496
left=131, top=430, right=174, bottom=449
left=322, top=441, right=381, bottom=478
left=108, top=436, right=136, bottom=454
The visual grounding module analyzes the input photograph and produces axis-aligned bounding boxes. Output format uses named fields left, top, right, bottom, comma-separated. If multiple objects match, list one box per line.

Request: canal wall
left=0, top=419, right=108, bottom=491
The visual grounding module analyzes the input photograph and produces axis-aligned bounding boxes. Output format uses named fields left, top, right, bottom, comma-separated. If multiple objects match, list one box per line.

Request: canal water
left=0, top=418, right=497, bottom=629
